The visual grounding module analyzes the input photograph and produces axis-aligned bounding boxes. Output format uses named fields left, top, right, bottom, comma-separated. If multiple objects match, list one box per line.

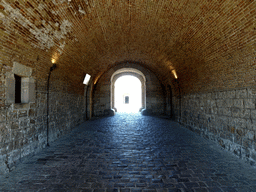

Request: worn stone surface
left=176, top=87, right=256, bottom=166
left=0, top=90, right=85, bottom=174
left=1, top=113, right=256, bottom=192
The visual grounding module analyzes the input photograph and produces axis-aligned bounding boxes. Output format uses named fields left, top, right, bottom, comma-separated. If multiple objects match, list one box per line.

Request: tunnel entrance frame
left=111, top=68, right=146, bottom=112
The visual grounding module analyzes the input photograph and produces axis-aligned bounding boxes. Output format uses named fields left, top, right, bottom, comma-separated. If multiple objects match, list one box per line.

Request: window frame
left=6, top=62, right=35, bottom=106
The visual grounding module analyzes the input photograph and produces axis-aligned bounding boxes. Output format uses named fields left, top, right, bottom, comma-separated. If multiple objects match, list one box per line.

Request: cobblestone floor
left=1, top=113, right=256, bottom=192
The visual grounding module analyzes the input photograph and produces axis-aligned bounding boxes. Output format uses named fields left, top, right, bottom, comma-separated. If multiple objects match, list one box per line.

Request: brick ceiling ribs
left=0, top=0, right=255, bottom=94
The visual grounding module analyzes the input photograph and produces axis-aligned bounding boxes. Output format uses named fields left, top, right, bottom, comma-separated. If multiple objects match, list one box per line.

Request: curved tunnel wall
left=0, top=0, right=255, bottom=174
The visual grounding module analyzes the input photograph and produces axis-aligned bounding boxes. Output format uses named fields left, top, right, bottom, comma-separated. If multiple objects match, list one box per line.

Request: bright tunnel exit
left=115, top=75, right=142, bottom=113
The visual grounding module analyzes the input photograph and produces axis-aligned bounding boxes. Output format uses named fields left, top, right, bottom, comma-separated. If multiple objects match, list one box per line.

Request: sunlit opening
left=115, top=75, right=142, bottom=113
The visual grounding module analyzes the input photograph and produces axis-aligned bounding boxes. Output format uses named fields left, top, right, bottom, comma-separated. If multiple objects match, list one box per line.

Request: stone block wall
left=93, top=82, right=111, bottom=117
left=0, top=64, right=86, bottom=174
left=176, top=87, right=256, bottom=165
left=47, top=91, right=85, bottom=142
left=146, top=75, right=165, bottom=115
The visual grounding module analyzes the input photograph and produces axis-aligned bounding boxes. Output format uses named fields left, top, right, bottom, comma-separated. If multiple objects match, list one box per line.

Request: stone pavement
left=1, top=113, right=256, bottom=192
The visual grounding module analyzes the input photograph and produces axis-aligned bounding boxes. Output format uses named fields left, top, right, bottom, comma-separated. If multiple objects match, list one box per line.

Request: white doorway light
left=115, top=75, right=141, bottom=113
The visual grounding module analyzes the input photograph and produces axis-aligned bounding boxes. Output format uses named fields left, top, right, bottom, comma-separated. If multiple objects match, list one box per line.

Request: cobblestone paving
left=1, top=113, right=256, bottom=192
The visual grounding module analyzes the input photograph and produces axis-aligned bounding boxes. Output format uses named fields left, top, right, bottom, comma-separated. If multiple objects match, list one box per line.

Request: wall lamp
left=50, top=64, right=57, bottom=72
left=46, top=63, right=57, bottom=146
left=171, top=69, right=178, bottom=80
left=51, top=59, right=56, bottom=64
left=83, top=74, right=91, bottom=85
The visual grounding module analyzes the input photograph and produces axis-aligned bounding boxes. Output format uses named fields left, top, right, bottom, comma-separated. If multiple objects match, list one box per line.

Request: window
left=6, top=62, right=35, bottom=104
left=14, top=74, right=21, bottom=103
left=124, top=96, right=129, bottom=104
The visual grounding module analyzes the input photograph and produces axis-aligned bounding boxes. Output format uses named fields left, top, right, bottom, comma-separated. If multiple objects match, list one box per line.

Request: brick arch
left=110, top=68, right=146, bottom=111
left=93, top=62, right=166, bottom=117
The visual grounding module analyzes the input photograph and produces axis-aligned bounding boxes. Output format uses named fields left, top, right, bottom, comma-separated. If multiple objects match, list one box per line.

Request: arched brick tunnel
left=0, top=0, right=256, bottom=190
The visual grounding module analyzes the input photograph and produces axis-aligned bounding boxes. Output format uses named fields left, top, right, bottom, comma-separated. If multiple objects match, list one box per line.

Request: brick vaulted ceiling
left=0, top=0, right=255, bottom=94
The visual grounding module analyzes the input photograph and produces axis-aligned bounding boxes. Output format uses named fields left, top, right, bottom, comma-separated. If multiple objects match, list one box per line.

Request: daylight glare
left=115, top=75, right=142, bottom=113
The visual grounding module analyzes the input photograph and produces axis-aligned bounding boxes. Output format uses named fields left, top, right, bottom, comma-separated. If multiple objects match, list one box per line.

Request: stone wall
left=93, top=79, right=111, bottom=117
left=93, top=63, right=166, bottom=116
left=176, top=87, right=256, bottom=165
left=47, top=91, right=85, bottom=142
left=146, top=76, right=165, bottom=115
left=0, top=64, right=86, bottom=174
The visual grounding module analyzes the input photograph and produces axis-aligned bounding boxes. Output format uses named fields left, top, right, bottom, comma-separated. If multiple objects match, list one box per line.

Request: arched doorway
left=114, top=75, right=141, bottom=112
left=111, top=68, right=146, bottom=112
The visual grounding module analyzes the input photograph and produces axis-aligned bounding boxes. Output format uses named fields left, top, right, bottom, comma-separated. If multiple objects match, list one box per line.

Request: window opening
left=14, top=74, right=21, bottom=103
left=124, top=96, right=129, bottom=104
